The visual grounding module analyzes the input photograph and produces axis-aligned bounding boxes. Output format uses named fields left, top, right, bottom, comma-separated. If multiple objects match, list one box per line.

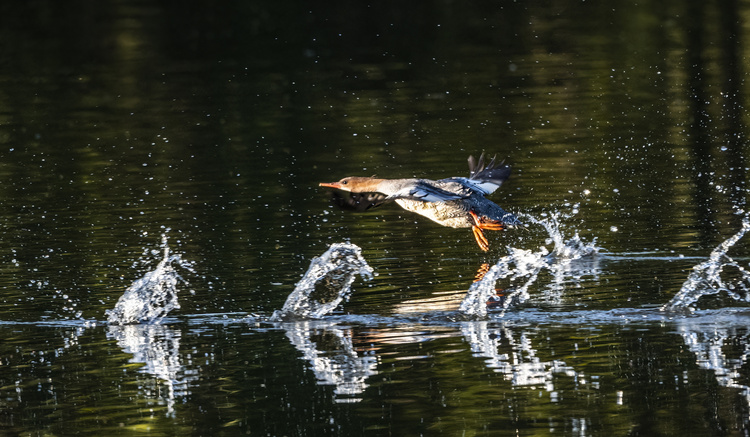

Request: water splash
left=525, top=211, right=599, bottom=260
left=271, top=243, right=374, bottom=321
left=661, top=217, right=750, bottom=312
left=459, top=212, right=599, bottom=318
left=106, top=233, right=195, bottom=325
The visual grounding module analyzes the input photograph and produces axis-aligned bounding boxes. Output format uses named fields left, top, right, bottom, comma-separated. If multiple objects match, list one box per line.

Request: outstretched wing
left=466, top=153, right=512, bottom=195
left=387, top=181, right=464, bottom=203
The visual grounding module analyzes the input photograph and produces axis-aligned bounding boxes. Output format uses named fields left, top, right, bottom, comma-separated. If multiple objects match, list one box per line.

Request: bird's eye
left=342, top=180, right=348, bottom=185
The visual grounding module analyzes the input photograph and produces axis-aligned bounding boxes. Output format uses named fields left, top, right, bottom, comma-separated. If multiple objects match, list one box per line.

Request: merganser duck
left=319, top=154, right=522, bottom=251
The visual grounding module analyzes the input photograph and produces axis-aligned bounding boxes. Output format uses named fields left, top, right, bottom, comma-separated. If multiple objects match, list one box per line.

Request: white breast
left=395, top=199, right=471, bottom=228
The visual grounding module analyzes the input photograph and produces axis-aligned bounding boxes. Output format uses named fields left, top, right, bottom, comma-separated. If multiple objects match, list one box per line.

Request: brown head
left=319, top=177, right=383, bottom=193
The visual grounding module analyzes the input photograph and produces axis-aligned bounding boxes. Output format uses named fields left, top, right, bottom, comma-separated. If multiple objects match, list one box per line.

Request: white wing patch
left=450, top=177, right=501, bottom=195
left=388, top=184, right=463, bottom=203
left=408, top=188, right=463, bottom=202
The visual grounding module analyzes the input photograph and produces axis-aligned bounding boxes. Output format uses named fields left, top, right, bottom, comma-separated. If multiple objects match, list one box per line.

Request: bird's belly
left=395, top=199, right=472, bottom=228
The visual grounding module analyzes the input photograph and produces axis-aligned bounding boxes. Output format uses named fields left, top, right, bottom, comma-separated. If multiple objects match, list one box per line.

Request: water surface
left=1, top=1, right=750, bottom=435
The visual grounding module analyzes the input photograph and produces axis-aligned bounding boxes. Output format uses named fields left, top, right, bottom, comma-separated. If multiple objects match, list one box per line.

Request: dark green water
left=1, top=1, right=750, bottom=435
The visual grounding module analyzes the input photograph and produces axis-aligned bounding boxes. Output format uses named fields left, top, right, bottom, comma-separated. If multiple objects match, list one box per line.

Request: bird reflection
left=391, top=262, right=509, bottom=313
left=474, top=262, right=508, bottom=308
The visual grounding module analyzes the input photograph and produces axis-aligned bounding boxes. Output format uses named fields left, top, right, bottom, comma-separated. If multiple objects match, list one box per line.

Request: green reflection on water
left=0, top=0, right=749, bottom=435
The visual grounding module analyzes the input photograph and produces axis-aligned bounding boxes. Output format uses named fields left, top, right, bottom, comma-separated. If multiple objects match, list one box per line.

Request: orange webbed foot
left=472, top=226, right=490, bottom=251
left=474, top=263, right=491, bottom=282
left=469, top=210, right=505, bottom=230
left=469, top=211, right=506, bottom=251
left=472, top=263, right=505, bottom=307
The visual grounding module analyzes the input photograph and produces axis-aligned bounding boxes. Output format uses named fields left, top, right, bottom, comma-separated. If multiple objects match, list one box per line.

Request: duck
left=319, top=153, right=521, bottom=251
